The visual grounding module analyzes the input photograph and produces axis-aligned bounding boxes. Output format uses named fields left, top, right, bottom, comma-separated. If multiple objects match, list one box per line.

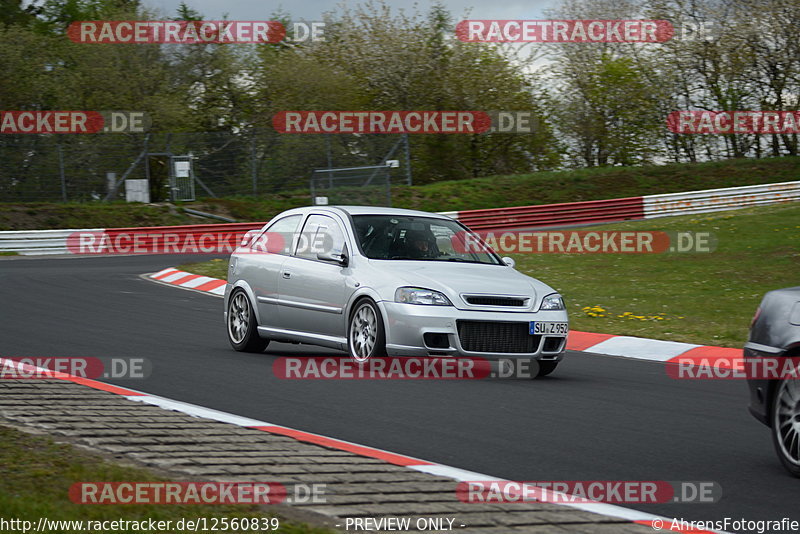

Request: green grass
left=0, top=425, right=333, bottom=534
left=511, top=202, right=800, bottom=347
left=0, top=251, right=18, bottom=256
left=3, top=156, right=798, bottom=229
left=180, top=202, right=800, bottom=348
left=0, top=202, right=196, bottom=231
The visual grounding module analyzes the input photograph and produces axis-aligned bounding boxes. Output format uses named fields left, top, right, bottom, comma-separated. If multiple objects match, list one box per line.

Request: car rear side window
left=296, top=214, right=346, bottom=260
left=250, top=214, right=302, bottom=255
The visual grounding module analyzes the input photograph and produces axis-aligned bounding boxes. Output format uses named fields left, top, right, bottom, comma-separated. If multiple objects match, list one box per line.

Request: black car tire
left=227, top=289, right=270, bottom=353
left=348, top=299, right=387, bottom=362
left=771, top=379, right=800, bottom=477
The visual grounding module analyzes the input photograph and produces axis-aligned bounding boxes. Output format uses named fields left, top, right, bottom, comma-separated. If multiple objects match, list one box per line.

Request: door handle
left=281, top=271, right=291, bottom=279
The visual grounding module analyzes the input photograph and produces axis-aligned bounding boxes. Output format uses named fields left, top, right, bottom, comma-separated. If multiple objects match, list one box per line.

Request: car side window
left=296, top=214, right=346, bottom=260
left=250, top=214, right=302, bottom=255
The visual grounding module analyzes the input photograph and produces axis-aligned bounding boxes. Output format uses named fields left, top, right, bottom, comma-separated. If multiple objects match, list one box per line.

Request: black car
left=746, top=286, right=800, bottom=477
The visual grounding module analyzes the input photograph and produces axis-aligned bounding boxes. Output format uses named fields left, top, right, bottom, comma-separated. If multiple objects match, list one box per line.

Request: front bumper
left=745, top=341, right=785, bottom=427
left=378, top=301, right=568, bottom=360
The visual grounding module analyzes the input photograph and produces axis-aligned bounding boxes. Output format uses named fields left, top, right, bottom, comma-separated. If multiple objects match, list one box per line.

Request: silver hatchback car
left=224, top=206, right=568, bottom=376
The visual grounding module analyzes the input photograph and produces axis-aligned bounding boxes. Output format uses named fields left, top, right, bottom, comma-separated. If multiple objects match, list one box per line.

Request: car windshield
left=352, top=215, right=501, bottom=265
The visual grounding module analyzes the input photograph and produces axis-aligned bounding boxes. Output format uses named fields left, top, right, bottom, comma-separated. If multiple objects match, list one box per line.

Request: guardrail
left=449, top=180, right=800, bottom=230
left=454, top=197, right=644, bottom=231
left=642, top=180, right=800, bottom=219
left=0, top=223, right=263, bottom=256
left=0, top=228, right=105, bottom=256
left=1, top=180, right=798, bottom=255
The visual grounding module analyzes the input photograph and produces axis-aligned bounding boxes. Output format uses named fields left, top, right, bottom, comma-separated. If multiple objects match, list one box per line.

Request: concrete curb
left=0, top=357, right=719, bottom=533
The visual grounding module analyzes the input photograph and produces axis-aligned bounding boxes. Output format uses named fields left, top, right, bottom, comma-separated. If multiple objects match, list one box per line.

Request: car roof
left=283, top=205, right=453, bottom=220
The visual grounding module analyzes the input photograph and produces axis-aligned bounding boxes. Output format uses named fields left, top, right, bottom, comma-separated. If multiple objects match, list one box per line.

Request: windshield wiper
left=443, top=257, right=488, bottom=264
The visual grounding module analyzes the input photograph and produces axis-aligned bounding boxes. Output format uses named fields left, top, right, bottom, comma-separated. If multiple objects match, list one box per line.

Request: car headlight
left=395, top=287, right=452, bottom=306
left=540, top=293, right=565, bottom=311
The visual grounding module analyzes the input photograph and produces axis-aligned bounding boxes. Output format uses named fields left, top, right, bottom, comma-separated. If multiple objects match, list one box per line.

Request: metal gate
left=170, top=155, right=195, bottom=201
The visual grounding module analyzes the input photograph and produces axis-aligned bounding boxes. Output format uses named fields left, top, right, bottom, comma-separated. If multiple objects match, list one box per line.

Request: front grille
left=465, top=296, right=526, bottom=307
left=457, top=320, right=541, bottom=353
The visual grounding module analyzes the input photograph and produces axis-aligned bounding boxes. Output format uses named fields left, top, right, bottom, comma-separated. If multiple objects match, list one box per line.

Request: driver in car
left=405, top=230, right=437, bottom=259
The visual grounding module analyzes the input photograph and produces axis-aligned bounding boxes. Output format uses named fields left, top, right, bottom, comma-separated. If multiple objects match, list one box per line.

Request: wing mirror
left=317, top=250, right=349, bottom=267
left=501, top=256, right=516, bottom=268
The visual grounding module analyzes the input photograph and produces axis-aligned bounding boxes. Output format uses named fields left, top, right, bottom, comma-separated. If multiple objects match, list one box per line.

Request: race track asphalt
left=1, top=254, right=798, bottom=532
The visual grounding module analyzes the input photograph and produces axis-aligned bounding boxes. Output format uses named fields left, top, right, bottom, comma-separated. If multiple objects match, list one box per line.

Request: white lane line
left=124, top=395, right=270, bottom=427
left=410, top=464, right=503, bottom=482
left=586, top=336, right=700, bottom=361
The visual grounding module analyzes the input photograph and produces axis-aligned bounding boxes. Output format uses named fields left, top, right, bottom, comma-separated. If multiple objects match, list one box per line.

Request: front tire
left=348, top=299, right=386, bottom=362
left=536, top=360, right=559, bottom=378
left=771, top=379, right=800, bottom=477
left=227, top=289, right=269, bottom=353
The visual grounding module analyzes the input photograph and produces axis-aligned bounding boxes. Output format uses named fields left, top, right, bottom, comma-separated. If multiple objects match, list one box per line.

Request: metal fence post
left=251, top=133, right=257, bottom=196
left=57, top=143, right=67, bottom=201
left=326, top=134, right=333, bottom=188
left=403, top=133, right=412, bottom=186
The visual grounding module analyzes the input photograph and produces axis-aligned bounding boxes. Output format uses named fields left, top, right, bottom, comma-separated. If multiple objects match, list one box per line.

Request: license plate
left=530, top=321, right=569, bottom=335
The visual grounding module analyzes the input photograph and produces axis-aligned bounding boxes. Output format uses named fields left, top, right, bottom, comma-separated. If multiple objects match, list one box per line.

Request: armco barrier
left=642, top=180, right=800, bottom=219
left=99, top=222, right=263, bottom=254
left=454, top=197, right=644, bottom=231
left=0, top=223, right=264, bottom=256
left=1, top=180, right=798, bottom=254
left=0, top=228, right=105, bottom=256
left=451, top=180, right=799, bottom=230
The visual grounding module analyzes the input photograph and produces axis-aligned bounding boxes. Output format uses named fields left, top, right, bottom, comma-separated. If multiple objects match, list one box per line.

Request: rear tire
left=227, top=289, right=269, bottom=353
left=348, top=299, right=387, bottom=362
left=771, top=379, right=800, bottom=477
